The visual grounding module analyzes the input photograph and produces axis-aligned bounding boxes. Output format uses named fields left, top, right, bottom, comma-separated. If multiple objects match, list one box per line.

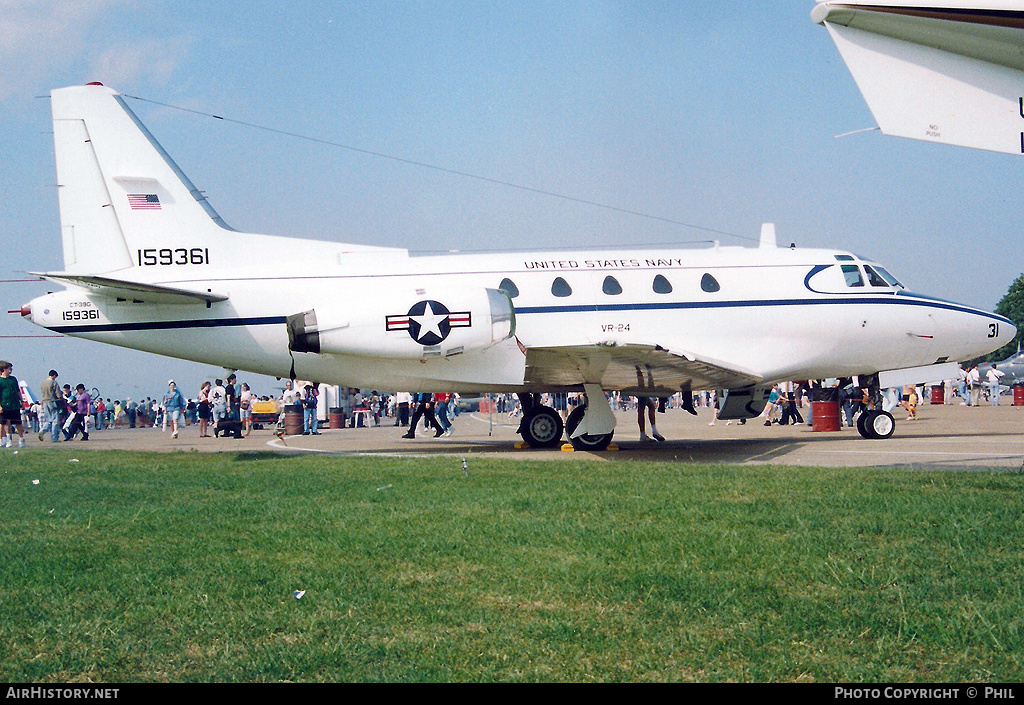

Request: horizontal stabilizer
left=523, top=342, right=761, bottom=394
left=814, top=1, right=1024, bottom=155
left=30, top=272, right=228, bottom=305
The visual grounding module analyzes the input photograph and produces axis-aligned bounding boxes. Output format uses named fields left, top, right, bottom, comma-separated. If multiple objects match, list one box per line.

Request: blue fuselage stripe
left=48, top=295, right=1009, bottom=334
left=50, top=315, right=288, bottom=334
left=514, top=295, right=1009, bottom=322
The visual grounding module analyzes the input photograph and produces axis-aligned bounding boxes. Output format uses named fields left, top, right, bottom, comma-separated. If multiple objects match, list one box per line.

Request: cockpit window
left=498, top=278, right=520, bottom=299
left=602, top=275, right=622, bottom=295
left=872, top=266, right=904, bottom=288
left=864, top=265, right=889, bottom=288
left=840, top=265, right=864, bottom=288
left=551, top=277, right=572, bottom=298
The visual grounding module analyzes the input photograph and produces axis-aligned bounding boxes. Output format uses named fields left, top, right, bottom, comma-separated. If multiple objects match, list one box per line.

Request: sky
left=2, top=0, right=1023, bottom=402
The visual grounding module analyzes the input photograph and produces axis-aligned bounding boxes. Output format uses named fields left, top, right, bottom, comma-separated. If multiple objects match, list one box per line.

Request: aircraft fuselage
left=26, top=243, right=1012, bottom=395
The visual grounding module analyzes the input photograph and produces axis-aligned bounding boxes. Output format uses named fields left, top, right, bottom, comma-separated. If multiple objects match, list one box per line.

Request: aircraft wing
left=522, top=342, right=762, bottom=395
left=30, top=272, right=229, bottom=305
left=813, top=1, right=1024, bottom=155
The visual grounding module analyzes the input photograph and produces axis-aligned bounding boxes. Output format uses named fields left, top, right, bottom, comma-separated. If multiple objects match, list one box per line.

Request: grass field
left=1, top=448, right=1022, bottom=682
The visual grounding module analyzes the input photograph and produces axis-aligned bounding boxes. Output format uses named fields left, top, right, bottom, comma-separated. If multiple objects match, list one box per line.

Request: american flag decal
left=127, top=194, right=161, bottom=210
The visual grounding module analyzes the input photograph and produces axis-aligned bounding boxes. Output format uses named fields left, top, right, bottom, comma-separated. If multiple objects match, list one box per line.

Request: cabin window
left=498, top=278, right=520, bottom=298
left=700, top=273, right=720, bottom=293
left=602, top=275, right=622, bottom=295
left=840, top=265, right=864, bottom=287
left=652, top=274, right=673, bottom=294
left=551, top=277, right=572, bottom=297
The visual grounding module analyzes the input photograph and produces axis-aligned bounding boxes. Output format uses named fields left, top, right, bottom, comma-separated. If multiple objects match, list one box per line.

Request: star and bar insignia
left=386, top=300, right=471, bottom=346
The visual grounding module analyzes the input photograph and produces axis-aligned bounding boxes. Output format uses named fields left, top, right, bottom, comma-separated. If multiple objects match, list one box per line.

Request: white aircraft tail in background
left=813, top=1, right=1024, bottom=155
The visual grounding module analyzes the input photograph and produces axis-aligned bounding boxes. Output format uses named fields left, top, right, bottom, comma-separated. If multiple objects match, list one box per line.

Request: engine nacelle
left=287, top=287, right=515, bottom=359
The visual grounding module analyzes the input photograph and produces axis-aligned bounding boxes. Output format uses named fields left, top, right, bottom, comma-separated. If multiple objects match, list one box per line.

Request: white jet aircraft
left=813, top=0, right=1024, bottom=154
left=17, top=84, right=1015, bottom=448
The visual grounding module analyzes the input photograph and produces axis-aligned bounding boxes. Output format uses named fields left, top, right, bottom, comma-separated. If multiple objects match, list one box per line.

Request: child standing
left=906, top=386, right=918, bottom=421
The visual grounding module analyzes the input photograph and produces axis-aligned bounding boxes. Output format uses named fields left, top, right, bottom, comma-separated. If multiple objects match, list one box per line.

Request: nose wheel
left=856, top=410, right=895, bottom=439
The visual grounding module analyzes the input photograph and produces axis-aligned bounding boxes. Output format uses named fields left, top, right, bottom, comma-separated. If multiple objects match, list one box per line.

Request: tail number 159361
left=137, top=248, right=210, bottom=266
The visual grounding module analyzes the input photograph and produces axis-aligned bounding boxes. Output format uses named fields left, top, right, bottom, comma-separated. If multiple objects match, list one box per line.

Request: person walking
left=0, top=361, right=26, bottom=448
left=163, top=380, right=186, bottom=439
left=403, top=393, right=442, bottom=438
left=38, top=369, right=62, bottom=442
left=64, top=384, right=91, bottom=441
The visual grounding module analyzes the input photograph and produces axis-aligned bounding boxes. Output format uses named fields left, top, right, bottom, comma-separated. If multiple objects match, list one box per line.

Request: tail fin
left=50, top=83, right=400, bottom=275
left=51, top=83, right=239, bottom=274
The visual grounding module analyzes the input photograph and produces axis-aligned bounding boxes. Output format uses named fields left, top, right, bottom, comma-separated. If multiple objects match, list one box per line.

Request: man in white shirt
left=987, top=365, right=1006, bottom=406
left=969, top=366, right=982, bottom=406
left=282, top=380, right=300, bottom=406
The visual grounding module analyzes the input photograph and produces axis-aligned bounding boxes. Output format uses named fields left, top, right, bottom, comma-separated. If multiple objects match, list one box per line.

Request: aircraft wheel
left=856, top=411, right=871, bottom=439
left=520, top=406, right=564, bottom=448
left=859, top=410, right=895, bottom=439
left=564, top=406, right=614, bottom=451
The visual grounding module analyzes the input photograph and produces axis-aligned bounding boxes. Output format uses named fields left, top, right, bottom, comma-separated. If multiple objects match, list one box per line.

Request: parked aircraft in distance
left=15, top=84, right=1016, bottom=448
left=813, top=0, right=1024, bottom=155
left=978, top=347, right=1024, bottom=387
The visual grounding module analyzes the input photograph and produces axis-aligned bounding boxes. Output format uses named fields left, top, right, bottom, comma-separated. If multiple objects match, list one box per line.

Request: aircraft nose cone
left=1002, top=320, right=1017, bottom=346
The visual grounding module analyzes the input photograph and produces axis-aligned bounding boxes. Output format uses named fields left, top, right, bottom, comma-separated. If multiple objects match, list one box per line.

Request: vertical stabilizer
left=49, top=83, right=408, bottom=275
left=51, top=83, right=235, bottom=274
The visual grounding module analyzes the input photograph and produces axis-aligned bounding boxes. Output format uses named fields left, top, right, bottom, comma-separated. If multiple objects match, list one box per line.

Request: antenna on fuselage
left=759, top=222, right=777, bottom=249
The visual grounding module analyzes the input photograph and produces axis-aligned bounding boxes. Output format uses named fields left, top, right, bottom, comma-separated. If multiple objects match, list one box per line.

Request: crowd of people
left=0, top=359, right=1017, bottom=449
left=0, top=363, right=474, bottom=446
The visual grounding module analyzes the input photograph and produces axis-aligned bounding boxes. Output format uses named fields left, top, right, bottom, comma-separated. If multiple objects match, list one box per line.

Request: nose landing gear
left=855, top=374, right=896, bottom=439
left=856, top=409, right=896, bottom=439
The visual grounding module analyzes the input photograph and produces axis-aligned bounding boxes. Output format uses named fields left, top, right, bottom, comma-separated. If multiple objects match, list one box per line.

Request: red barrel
left=810, top=388, right=841, bottom=432
left=283, top=404, right=303, bottom=435
left=329, top=407, right=346, bottom=429
left=1014, top=386, right=1024, bottom=406
left=930, top=385, right=944, bottom=404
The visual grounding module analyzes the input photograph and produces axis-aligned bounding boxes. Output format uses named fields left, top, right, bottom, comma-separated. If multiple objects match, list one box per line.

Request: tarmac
left=18, top=400, right=1024, bottom=471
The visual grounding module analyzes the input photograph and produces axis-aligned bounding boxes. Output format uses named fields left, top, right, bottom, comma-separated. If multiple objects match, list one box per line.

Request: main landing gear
left=854, top=374, right=896, bottom=439
left=518, top=403, right=564, bottom=449
left=517, top=385, right=617, bottom=451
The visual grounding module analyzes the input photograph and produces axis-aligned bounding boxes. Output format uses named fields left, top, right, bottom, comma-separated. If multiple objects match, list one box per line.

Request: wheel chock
left=560, top=443, right=574, bottom=452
